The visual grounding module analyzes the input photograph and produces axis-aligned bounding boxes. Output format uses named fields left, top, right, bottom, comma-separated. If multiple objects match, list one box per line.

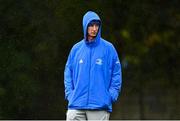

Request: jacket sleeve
left=109, top=45, right=122, bottom=103
left=64, top=49, right=74, bottom=101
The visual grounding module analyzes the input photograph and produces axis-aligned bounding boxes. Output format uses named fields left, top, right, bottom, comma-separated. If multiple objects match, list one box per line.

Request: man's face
left=87, top=23, right=99, bottom=37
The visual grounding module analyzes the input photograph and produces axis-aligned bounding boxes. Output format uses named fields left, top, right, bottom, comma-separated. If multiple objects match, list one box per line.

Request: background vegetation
left=0, top=0, right=179, bottom=119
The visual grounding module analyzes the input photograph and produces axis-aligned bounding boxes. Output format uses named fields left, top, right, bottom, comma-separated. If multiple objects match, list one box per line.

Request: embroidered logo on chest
left=96, top=58, right=103, bottom=65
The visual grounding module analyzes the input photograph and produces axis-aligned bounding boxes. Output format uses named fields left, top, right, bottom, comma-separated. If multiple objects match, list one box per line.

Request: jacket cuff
left=67, top=91, right=73, bottom=101
left=109, top=89, right=118, bottom=103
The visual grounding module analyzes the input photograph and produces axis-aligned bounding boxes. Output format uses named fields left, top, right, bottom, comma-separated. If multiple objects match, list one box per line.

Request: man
left=64, top=11, right=122, bottom=120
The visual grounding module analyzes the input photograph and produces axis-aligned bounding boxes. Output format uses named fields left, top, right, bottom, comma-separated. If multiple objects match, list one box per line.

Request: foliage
left=0, top=0, right=179, bottom=119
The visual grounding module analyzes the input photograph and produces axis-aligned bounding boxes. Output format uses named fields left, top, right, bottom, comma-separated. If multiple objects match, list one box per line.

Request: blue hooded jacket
left=64, top=11, right=122, bottom=112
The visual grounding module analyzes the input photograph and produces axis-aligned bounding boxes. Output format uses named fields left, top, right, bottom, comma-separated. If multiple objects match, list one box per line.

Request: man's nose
left=93, top=25, right=97, bottom=30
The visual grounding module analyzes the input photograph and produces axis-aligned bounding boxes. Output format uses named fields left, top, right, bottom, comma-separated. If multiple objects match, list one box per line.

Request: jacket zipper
left=87, top=47, right=92, bottom=105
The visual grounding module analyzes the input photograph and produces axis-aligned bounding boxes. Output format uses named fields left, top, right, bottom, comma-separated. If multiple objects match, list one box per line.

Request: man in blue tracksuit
left=64, top=11, right=122, bottom=120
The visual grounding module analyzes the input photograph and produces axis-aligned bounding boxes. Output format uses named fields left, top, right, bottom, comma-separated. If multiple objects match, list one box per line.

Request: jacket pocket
left=107, top=91, right=112, bottom=104
left=103, top=91, right=112, bottom=106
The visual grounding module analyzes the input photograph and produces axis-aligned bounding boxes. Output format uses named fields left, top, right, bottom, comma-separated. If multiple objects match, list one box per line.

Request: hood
left=82, top=11, right=101, bottom=45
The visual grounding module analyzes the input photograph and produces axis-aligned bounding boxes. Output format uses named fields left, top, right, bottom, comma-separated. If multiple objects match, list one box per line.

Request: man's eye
left=89, top=23, right=99, bottom=27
